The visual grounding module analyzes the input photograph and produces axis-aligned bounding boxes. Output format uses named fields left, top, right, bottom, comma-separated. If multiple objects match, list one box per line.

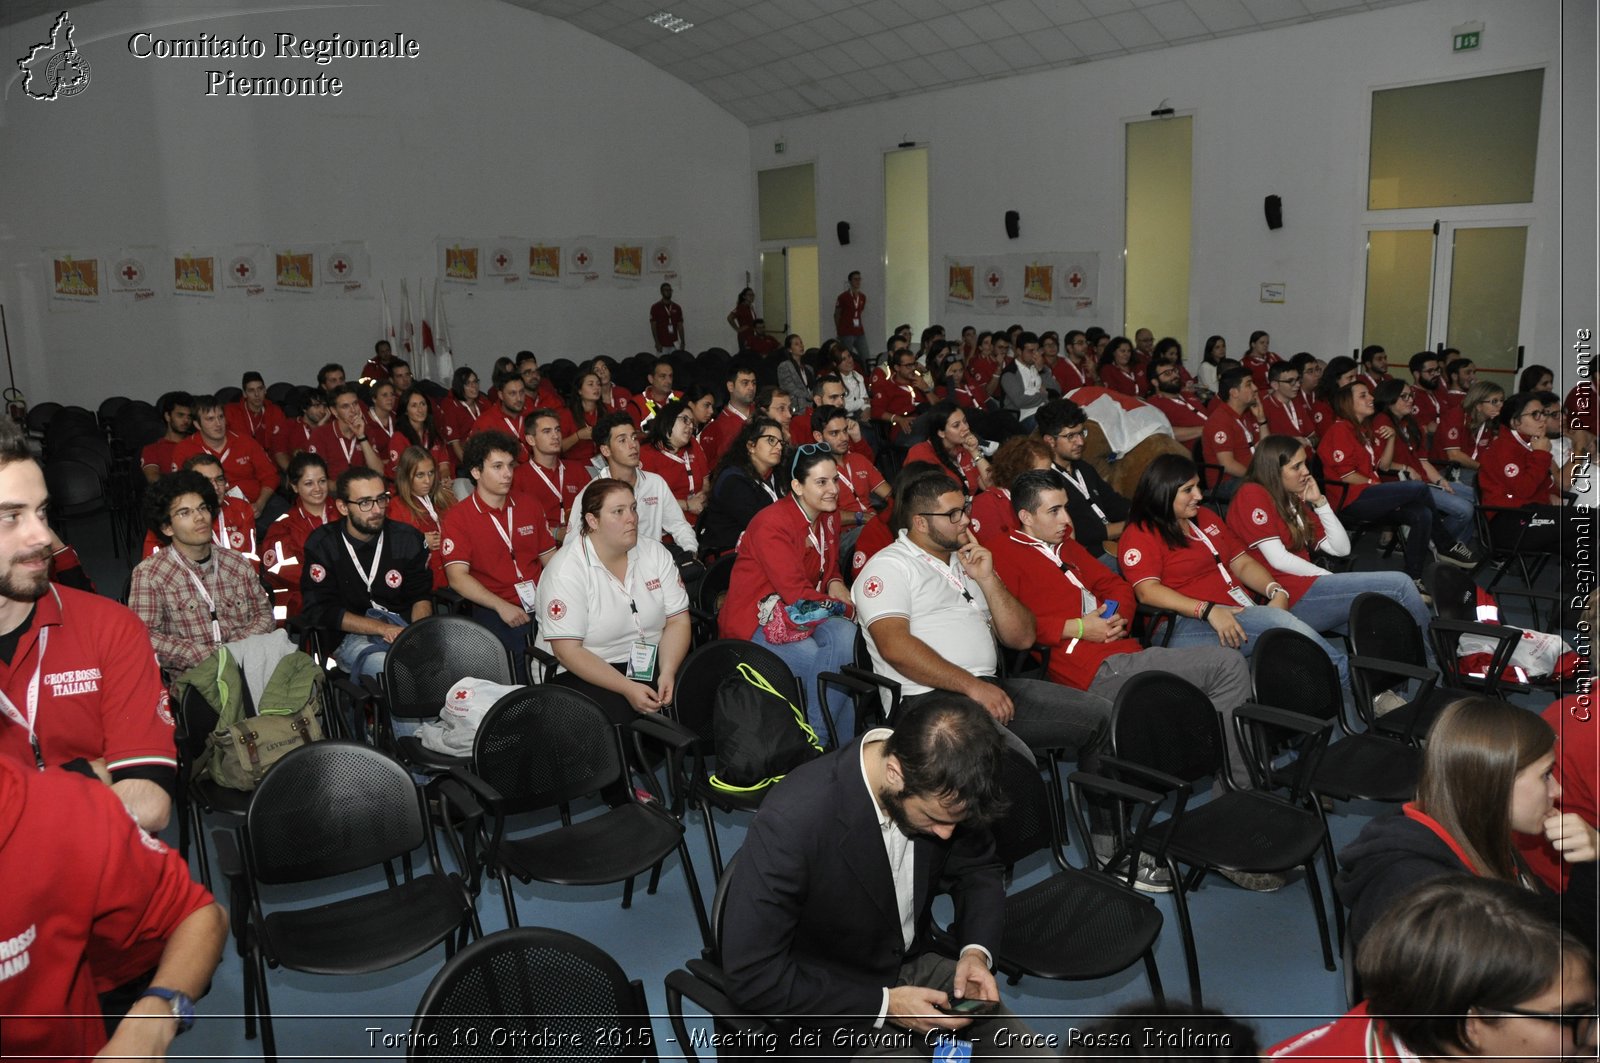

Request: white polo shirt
left=567, top=468, right=698, bottom=553
left=534, top=535, right=688, bottom=667
left=853, top=531, right=997, bottom=697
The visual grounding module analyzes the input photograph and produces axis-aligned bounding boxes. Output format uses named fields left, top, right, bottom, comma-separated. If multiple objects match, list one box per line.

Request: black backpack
left=708, top=662, right=823, bottom=794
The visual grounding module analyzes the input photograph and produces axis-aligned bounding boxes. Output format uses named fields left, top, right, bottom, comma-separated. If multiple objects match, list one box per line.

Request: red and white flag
left=418, top=277, right=437, bottom=382
left=432, top=277, right=455, bottom=383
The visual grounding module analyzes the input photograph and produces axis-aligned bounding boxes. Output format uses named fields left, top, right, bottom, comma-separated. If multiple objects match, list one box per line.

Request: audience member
left=225, top=371, right=289, bottom=455
left=1356, top=344, right=1390, bottom=390
left=905, top=401, right=989, bottom=495
left=1477, top=391, right=1593, bottom=580
left=999, top=331, right=1059, bottom=427
left=1196, top=334, right=1227, bottom=395
left=873, top=344, right=935, bottom=441
left=359, top=339, right=395, bottom=383
left=1147, top=358, right=1209, bottom=445
left=560, top=366, right=605, bottom=465
left=271, top=388, right=329, bottom=469
left=387, top=444, right=455, bottom=590
left=566, top=412, right=698, bottom=556
left=969, top=436, right=1053, bottom=547
left=1239, top=330, right=1282, bottom=390
left=631, top=357, right=681, bottom=427
left=392, top=385, right=452, bottom=481
left=1200, top=367, right=1263, bottom=500
left=141, top=390, right=195, bottom=482
left=310, top=384, right=387, bottom=480
left=1097, top=335, right=1146, bottom=397
left=640, top=399, right=709, bottom=522
left=1036, top=399, right=1129, bottom=562
left=810, top=405, right=887, bottom=556
left=470, top=373, right=532, bottom=463
left=513, top=407, right=590, bottom=545
left=173, top=394, right=282, bottom=527
left=1261, top=360, right=1314, bottom=445
left=700, top=363, right=758, bottom=468
left=1372, top=377, right=1479, bottom=544
left=697, top=416, right=787, bottom=558
left=262, top=452, right=333, bottom=616
left=1434, top=379, right=1504, bottom=474
left=1310, top=355, right=1358, bottom=440
left=438, top=366, right=485, bottom=462
left=1407, top=350, right=1446, bottom=437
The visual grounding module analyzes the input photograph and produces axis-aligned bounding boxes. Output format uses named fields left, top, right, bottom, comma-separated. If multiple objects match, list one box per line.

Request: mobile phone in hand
left=939, top=998, right=997, bottom=1017
left=1100, top=600, right=1119, bottom=619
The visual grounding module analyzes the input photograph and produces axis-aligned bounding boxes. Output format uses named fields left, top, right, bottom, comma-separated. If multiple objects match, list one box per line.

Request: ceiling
left=506, top=0, right=1427, bottom=124
left=2, top=0, right=1427, bottom=125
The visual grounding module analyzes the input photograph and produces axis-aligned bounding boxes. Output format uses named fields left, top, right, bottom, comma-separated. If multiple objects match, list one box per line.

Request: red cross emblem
left=332, top=258, right=348, bottom=275
left=454, top=688, right=470, bottom=700
left=233, top=260, right=252, bottom=280
left=575, top=251, right=590, bottom=267
left=385, top=569, right=402, bottom=588
left=229, top=530, right=245, bottom=548
left=1122, top=548, right=1142, bottom=568
left=547, top=599, right=567, bottom=620
left=862, top=576, right=884, bottom=599
left=308, top=563, right=326, bottom=583
left=495, top=253, right=509, bottom=269
left=986, top=272, right=1000, bottom=288
left=1068, top=271, right=1083, bottom=289
left=656, top=251, right=669, bottom=266
left=121, top=264, right=140, bottom=282
left=1252, top=508, right=1269, bottom=526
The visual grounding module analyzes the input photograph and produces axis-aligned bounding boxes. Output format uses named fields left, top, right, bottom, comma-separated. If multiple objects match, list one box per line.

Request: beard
left=1157, top=378, right=1182, bottom=394
left=0, top=548, right=52, bottom=603
left=878, top=787, right=927, bottom=839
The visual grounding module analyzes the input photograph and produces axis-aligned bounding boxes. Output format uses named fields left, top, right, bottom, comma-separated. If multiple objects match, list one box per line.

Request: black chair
left=1473, top=500, right=1557, bottom=626
left=444, top=685, right=712, bottom=947
left=215, top=385, right=244, bottom=404
left=96, top=394, right=130, bottom=430
left=1103, top=671, right=1336, bottom=1007
left=409, top=927, right=656, bottom=1062
left=663, top=639, right=811, bottom=880
left=1251, top=628, right=1419, bottom=805
left=24, top=400, right=61, bottom=438
left=265, top=382, right=297, bottom=407
left=111, top=403, right=164, bottom=457
left=689, top=552, right=737, bottom=643
left=173, top=686, right=254, bottom=891
left=223, top=741, right=480, bottom=1063
left=941, top=750, right=1165, bottom=1000
left=1426, top=563, right=1558, bottom=699
left=1347, top=592, right=1452, bottom=746
left=43, top=458, right=117, bottom=554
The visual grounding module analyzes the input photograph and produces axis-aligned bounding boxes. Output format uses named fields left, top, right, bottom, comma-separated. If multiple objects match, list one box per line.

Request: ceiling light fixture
left=647, top=11, right=695, bottom=33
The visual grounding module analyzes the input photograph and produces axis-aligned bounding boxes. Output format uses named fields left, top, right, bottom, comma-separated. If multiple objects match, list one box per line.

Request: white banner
left=224, top=244, right=269, bottom=300
left=944, top=252, right=1099, bottom=317
left=110, top=246, right=158, bottom=304
left=321, top=242, right=372, bottom=299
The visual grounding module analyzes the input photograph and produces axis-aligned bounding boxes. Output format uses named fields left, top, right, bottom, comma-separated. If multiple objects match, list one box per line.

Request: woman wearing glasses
left=640, top=399, right=709, bottom=524
left=1336, top=696, right=1582, bottom=950
left=1476, top=391, right=1593, bottom=577
left=718, top=446, right=857, bottom=747
left=696, top=417, right=788, bottom=558
left=1372, top=378, right=1479, bottom=550
left=1270, top=875, right=1596, bottom=1060
left=1434, top=379, right=1506, bottom=477
left=440, top=366, right=484, bottom=465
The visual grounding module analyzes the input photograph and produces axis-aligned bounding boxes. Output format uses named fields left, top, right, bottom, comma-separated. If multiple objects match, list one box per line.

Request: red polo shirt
left=440, top=492, right=557, bottom=606
left=307, top=420, right=385, bottom=480
left=225, top=400, right=290, bottom=455
left=171, top=430, right=279, bottom=502
left=650, top=300, right=685, bottom=348
left=790, top=407, right=873, bottom=457
left=719, top=497, right=843, bottom=640
left=470, top=407, right=531, bottom=463
left=1262, top=392, right=1313, bottom=438
left=833, top=451, right=885, bottom=521
left=1476, top=430, right=1554, bottom=509
left=699, top=405, right=750, bottom=468
left=1120, top=508, right=1291, bottom=608
left=1099, top=364, right=1146, bottom=398
left=436, top=396, right=483, bottom=446
left=1149, top=392, right=1208, bottom=431
left=1200, top=405, right=1259, bottom=481
left=1318, top=420, right=1384, bottom=508
left=512, top=457, right=590, bottom=532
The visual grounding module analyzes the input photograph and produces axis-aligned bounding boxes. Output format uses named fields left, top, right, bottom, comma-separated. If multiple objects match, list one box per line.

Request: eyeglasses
left=1055, top=429, right=1088, bottom=442
left=170, top=503, right=211, bottom=522
left=790, top=442, right=828, bottom=479
left=1398, top=390, right=1415, bottom=400
left=1477, top=1004, right=1597, bottom=1043
left=345, top=493, right=392, bottom=511
left=1521, top=408, right=1550, bottom=420
left=917, top=500, right=973, bottom=522
left=1276, top=375, right=1301, bottom=385
left=755, top=434, right=785, bottom=447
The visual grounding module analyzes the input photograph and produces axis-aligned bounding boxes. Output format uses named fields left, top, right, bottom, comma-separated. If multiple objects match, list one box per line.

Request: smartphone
left=939, top=998, right=997, bottom=1017
left=1100, top=600, right=1119, bottom=619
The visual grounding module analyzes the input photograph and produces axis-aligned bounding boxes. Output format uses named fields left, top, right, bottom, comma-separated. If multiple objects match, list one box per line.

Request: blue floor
left=68, top=520, right=1565, bottom=1060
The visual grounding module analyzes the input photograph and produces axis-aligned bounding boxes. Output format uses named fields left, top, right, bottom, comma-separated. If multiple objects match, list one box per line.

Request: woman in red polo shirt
left=1372, top=378, right=1479, bottom=546
left=1318, top=381, right=1479, bottom=576
left=261, top=452, right=332, bottom=615
left=560, top=368, right=604, bottom=465
left=388, top=445, right=455, bottom=590
left=439, top=366, right=484, bottom=463
left=1096, top=335, right=1147, bottom=397
left=640, top=399, right=708, bottom=523
left=587, top=356, right=633, bottom=414
left=969, top=437, right=1052, bottom=547
left=1435, top=380, right=1505, bottom=473
left=1477, top=390, right=1592, bottom=577
left=392, top=387, right=453, bottom=482
left=904, top=402, right=989, bottom=496
left=718, top=446, right=857, bottom=748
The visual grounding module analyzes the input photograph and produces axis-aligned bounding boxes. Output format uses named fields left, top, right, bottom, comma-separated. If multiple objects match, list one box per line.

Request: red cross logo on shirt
left=862, top=577, right=884, bottom=599
left=547, top=599, right=567, bottom=620
left=1122, top=548, right=1142, bottom=568
left=385, top=569, right=402, bottom=589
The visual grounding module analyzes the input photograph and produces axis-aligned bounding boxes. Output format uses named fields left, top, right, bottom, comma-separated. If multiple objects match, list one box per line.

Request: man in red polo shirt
left=649, top=282, right=686, bottom=352
left=1356, top=344, right=1391, bottom=390
left=470, top=375, right=532, bottom=463
left=812, top=405, right=888, bottom=560
left=1201, top=368, right=1263, bottom=500
left=1147, top=362, right=1209, bottom=446
left=271, top=390, right=330, bottom=470
left=0, top=428, right=175, bottom=832
left=790, top=375, right=872, bottom=458
left=309, top=384, right=386, bottom=480
left=141, top=391, right=194, bottom=483
left=442, top=430, right=558, bottom=679
left=630, top=358, right=682, bottom=428
left=359, top=339, right=395, bottom=384
left=225, top=371, right=290, bottom=455
left=871, top=346, right=933, bottom=440
left=1407, top=351, right=1446, bottom=439
left=700, top=364, right=757, bottom=468
left=513, top=408, right=590, bottom=546
left=516, top=351, right=563, bottom=411
left=172, top=395, right=281, bottom=523
left=833, top=270, right=867, bottom=364
left=1261, top=361, right=1314, bottom=446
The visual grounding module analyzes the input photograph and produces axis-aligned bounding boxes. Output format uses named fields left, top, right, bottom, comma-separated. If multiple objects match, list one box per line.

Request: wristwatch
left=139, top=987, right=196, bottom=1035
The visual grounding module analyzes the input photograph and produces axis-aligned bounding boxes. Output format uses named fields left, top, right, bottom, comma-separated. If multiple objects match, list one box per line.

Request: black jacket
left=300, top=519, right=432, bottom=633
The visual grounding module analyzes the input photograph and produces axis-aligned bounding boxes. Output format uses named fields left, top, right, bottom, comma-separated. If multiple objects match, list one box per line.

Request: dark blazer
left=720, top=736, right=1004, bottom=1028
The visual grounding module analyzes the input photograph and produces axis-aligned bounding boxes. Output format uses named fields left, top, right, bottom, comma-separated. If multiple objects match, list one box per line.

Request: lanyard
left=836, top=461, right=862, bottom=505
left=341, top=531, right=386, bottom=594
left=1011, top=531, right=1096, bottom=615
left=418, top=495, right=438, bottom=525
left=1233, top=407, right=1259, bottom=446
left=213, top=508, right=231, bottom=550
left=1472, top=421, right=1493, bottom=452
left=299, top=503, right=329, bottom=529
left=1186, top=520, right=1246, bottom=596
left=502, top=414, right=522, bottom=439
left=369, top=411, right=394, bottom=436
left=1055, top=464, right=1107, bottom=522
left=184, top=557, right=223, bottom=645
left=659, top=447, right=697, bottom=493
left=245, top=406, right=264, bottom=438
left=907, top=542, right=982, bottom=611
left=0, top=628, right=49, bottom=770
left=530, top=460, right=567, bottom=522
left=756, top=476, right=780, bottom=503
left=204, top=438, right=231, bottom=466
left=796, top=499, right=828, bottom=590
left=476, top=496, right=524, bottom=580
left=1272, top=394, right=1301, bottom=432
left=335, top=429, right=360, bottom=466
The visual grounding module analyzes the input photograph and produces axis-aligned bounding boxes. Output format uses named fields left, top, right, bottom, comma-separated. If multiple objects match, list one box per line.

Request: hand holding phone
left=1100, top=599, right=1119, bottom=619
left=938, top=997, right=997, bottom=1017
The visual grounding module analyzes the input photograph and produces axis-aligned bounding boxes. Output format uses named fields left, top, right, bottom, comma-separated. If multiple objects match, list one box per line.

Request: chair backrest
left=24, top=401, right=61, bottom=434
left=410, top=927, right=652, bottom=1062
left=1110, top=671, right=1222, bottom=786
left=695, top=553, right=737, bottom=615
left=53, top=444, right=112, bottom=479
left=245, top=741, right=427, bottom=884
left=1348, top=591, right=1429, bottom=691
left=673, top=639, right=800, bottom=742
left=42, top=459, right=105, bottom=508
left=265, top=382, right=297, bottom=406
left=1427, top=564, right=1478, bottom=623
left=215, top=386, right=243, bottom=405
left=1251, top=628, right=1342, bottom=724
left=988, top=750, right=1054, bottom=869
left=96, top=395, right=130, bottom=426
left=472, top=686, right=623, bottom=812
left=383, top=615, right=515, bottom=721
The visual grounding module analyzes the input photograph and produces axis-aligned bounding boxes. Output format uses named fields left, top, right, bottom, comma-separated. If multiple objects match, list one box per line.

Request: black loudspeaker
left=836, top=221, right=850, bottom=245
left=1264, top=195, right=1283, bottom=230
left=1004, top=210, right=1020, bottom=239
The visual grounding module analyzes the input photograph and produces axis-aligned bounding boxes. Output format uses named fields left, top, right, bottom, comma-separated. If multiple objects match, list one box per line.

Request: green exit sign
left=1454, top=30, right=1480, bottom=51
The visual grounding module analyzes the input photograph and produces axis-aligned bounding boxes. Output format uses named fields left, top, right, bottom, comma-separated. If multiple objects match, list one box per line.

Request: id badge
left=933, top=1033, right=973, bottom=1060
left=627, top=641, right=658, bottom=682
left=515, top=579, right=539, bottom=612
left=1227, top=585, right=1255, bottom=608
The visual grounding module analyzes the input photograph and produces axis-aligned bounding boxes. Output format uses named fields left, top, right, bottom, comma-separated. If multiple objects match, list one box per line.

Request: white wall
left=0, top=0, right=754, bottom=405
left=748, top=0, right=1569, bottom=371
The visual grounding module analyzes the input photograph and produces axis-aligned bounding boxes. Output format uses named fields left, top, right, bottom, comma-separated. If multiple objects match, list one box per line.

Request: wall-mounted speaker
left=1004, top=210, right=1020, bottom=239
left=1264, top=195, right=1283, bottom=230
left=836, top=221, right=851, bottom=246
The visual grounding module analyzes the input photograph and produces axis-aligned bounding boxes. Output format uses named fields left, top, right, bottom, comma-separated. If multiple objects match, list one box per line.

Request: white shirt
left=566, top=468, right=699, bottom=553
left=840, top=370, right=869, bottom=415
left=854, top=531, right=995, bottom=698
left=534, top=535, right=688, bottom=666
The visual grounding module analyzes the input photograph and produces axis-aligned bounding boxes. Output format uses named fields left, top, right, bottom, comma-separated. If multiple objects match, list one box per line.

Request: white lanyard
left=184, top=557, right=223, bottom=645
left=336, top=430, right=359, bottom=466
left=530, top=461, right=567, bottom=522
left=796, top=499, right=828, bottom=591
left=341, top=531, right=386, bottom=594
left=1473, top=422, right=1492, bottom=452
left=459, top=398, right=480, bottom=421
left=1187, top=520, right=1253, bottom=607
left=477, top=497, right=524, bottom=580
left=245, top=406, right=264, bottom=438
left=836, top=461, right=862, bottom=505
left=213, top=508, right=231, bottom=550
left=1012, top=531, right=1096, bottom=615
left=909, top=544, right=983, bottom=612
left=0, top=627, right=49, bottom=770
left=1055, top=464, right=1107, bottom=522
left=369, top=411, right=394, bottom=436
left=418, top=495, right=438, bottom=525
left=204, top=438, right=231, bottom=466
left=586, top=538, right=646, bottom=639
left=756, top=476, right=780, bottom=503
left=1272, top=394, right=1302, bottom=432
left=502, top=414, right=522, bottom=439
left=659, top=447, right=697, bottom=493
left=1233, top=408, right=1258, bottom=446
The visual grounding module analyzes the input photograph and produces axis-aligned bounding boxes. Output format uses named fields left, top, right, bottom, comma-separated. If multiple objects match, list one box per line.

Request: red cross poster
left=172, top=250, right=217, bottom=299
left=320, top=243, right=371, bottom=298
left=645, top=239, right=678, bottom=279
left=527, top=242, right=562, bottom=284
left=45, top=251, right=101, bottom=308
left=564, top=237, right=601, bottom=288
left=273, top=247, right=316, bottom=296
left=437, top=238, right=481, bottom=286
left=111, top=246, right=157, bottom=303
left=224, top=244, right=267, bottom=300
left=944, top=252, right=1098, bottom=317
left=486, top=239, right=522, bottom=286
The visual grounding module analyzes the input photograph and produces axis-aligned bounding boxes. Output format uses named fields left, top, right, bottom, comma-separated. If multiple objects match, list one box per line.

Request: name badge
left=934, top=1033, right=974, bottom=1059
left=1227, top=585, right=1255, bottom=609
left=515, top=579, right=539, bottom=612
left=627, top=640, right=659, bottom=682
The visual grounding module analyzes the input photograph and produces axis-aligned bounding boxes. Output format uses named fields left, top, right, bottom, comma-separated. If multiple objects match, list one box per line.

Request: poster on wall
left=224, top=244, right=268, bottom=300
left=321, top=243, right=372, bottom=298
left=942, top=252, right=1099, bottom=317
left=1057, top=257, right=1098, bottom=315
left=110, top=246, right=158, bottom=303
left=563, top=237, right=601, bottom=288
left=610, top=239, right=645, bottom=285
left=945, top=260, right=975, bottom=307
left=645, top=239, right=678, bottom=280
left=272, top=246, right=317, bottom=296
left=437, top=238, right=481, bottom=286
left=527, top=242, right=562, bottom=285
left=172, top=250, right=218, bottom=299
left=485, top=239, right=524, bottom=287
left=46, top=251, right=102, bottom=308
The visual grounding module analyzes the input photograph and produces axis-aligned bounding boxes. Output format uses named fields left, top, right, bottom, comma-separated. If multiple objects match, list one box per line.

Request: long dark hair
left=395, top=386, right=443, bottom=450
left=710, top=415, right=785, bottom=493
left=450, top=365, right=478, bottom=403
left=1331, top=381, right=1376, bottom=444
left=922, top=401, right=970, bottom=488
left=1128, top=453, right=1201, bottom=551
left=645, top=398, right=692, bottom=451
left=1373, top=378, right=1424, bottom=452
left=566, top=367, right=601, bottom=427
left=1202, top=335, right=1225, bottom=366
left=1317, top=356, right=1359, bottom=406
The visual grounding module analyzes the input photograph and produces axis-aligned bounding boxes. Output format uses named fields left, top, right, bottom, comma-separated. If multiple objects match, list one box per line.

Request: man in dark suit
left=722, top=695, right=1035, bottom=1058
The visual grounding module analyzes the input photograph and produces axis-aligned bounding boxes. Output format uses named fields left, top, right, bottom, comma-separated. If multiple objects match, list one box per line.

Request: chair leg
left=700, top=801, right=726, bottom=882
left=499, top=870, right=521, bottom=928
left=241, top=933, right=257, bottom=1041
left=647, top=860, right=663, bottom=895
left=1142, top=949, right=1166, bottom=1009
left=677, top=838, right=714, bottom=953
left=253, top=947, right=276, bottom=1062
left=1302, top=860, right=1336, bottom=972
left=1167, top=862, right=1204, bottom=1009
left=622, top=874, right=636, bottom=909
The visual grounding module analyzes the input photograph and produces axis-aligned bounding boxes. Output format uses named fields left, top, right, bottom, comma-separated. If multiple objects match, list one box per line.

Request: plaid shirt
left=128, top=545, right=275, bottom=673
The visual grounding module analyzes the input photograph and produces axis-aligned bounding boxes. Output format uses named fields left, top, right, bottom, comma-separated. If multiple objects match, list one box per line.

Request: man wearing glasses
left=130, top=471, right=276, bottom=676
left=1147, top=360, right=1210, bottom=445
left=301, top=466, right=433, bottom=682
left=1262, top=361, right=1315, bottom=447
left=870, top=347, right=935, bottom=441
left=1407, top=351, right=1447, bottom=441
left=1035, top=400, right=1131, bottom=564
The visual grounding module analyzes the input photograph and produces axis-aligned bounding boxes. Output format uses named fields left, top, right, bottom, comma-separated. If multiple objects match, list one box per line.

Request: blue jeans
left=1425, top=479, right=1478, bottom=543
left=1288, top=571, right=1435, bottom=667
left=1337, top=480, right=1438, bottom=577
left=471, top=603, right=531, bottom=683
left=752, top=617, right=858, bottom=749
left=1165, top=606, right=1349, bottom=689
left=332, top=607, right=409, bottom=682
